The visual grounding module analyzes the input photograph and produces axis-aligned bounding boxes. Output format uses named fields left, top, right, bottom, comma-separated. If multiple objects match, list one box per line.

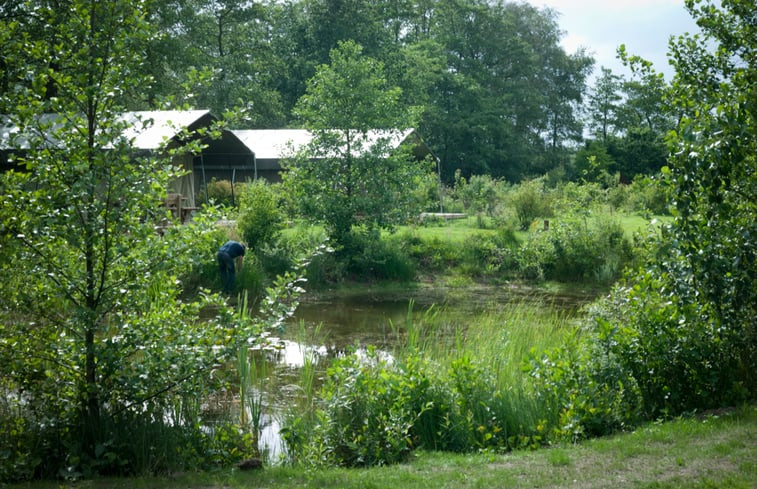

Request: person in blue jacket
left=217, top=240, right=246, bottom=293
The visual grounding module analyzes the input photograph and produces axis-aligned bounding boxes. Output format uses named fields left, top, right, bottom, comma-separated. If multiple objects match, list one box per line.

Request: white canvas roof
left=120, top=110, right=214, bottom=150
left=1, top=110, right=215, bottom=151
left=232, top=128, right=415, bottom=159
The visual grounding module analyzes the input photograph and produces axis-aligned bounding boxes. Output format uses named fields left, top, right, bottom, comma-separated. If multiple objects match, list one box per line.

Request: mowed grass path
left=23, top=405, right=755, bottom=489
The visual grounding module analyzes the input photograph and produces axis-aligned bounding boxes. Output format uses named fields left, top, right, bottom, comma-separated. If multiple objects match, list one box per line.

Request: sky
left=525, top=0, right=701, bottom=82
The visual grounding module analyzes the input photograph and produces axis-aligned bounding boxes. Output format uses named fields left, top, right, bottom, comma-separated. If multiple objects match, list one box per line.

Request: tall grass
left=237, top=347, right=267, bottom=457
left=283, top=301, right=579, bottom=465
left=397, top=302, right=577, bottom=450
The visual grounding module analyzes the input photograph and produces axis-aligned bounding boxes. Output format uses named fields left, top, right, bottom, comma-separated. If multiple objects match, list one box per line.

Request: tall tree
left=0, top=0, right=275, bottom=476
left=284, top=41, right=429, bottom=246
left=539, top=46, right=594, bottom=173
left=587, top=67, right=623, bottom=143
left=145, top=0, right=285, bottom=125
left=664, top=0, right=756, bottom=390
left=424, top=0, right=590, bottom=182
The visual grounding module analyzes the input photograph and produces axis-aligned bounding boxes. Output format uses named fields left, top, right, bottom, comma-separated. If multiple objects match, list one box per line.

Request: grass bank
left=19, top=405, right=755, bottom=489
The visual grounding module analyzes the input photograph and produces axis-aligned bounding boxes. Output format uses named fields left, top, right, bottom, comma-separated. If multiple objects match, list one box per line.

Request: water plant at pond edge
left=281, top=302, right=577, bottom=466
left=236, top=323, right=269, bottom=459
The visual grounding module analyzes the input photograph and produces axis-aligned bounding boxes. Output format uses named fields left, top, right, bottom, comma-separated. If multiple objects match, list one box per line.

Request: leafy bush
left=342, top=228, right=415, bottom=281
left=458, top=228, right=519, bottom=277
left=627, top=175, right=670, bottom=215
left=453, top=172, right=502, bottom=217
left=237, top=180, right=285, bottom=250
left=393, top=231, right=463, bottom=271
left=587, top=271, right=751, bottom=417
left=197, top=178, right=245, bottom=207
left=528, top=330, right=643, bottom=442
left=283, top=348, right=420, bottom=467
left=519, top=216, right=633, bottom=283
left=508, top=179, right=553, bottom=231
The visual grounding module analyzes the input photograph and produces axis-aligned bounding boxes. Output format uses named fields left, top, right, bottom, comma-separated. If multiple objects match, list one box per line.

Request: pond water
left=247, top=283, right=601, bottom=461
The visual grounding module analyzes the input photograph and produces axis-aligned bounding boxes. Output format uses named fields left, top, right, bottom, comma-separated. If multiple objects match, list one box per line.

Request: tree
left=663, top=0, right=756, bottom=393
left=144, top=0, right=285, bottom=126
left=0, top=0, right=288, bottom=478
left=587, top=67, right=622, bottom=144
left=424, top=0, right=590, bottom=182
left=284, top=40, right=429, bottom=247
left=539, top=46, right=594, bottom=174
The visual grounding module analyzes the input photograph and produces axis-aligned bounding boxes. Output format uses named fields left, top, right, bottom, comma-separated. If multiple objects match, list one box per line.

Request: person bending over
left=217, top=240, right=246, bottom=293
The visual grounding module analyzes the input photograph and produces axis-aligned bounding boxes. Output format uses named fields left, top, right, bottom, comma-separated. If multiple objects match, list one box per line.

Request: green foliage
left=507, top=179, right=554, bottom=231
left=627, top=174, right=670, bottom=216
left=573, top=142, right=617, bottom=183
left=336, top=228, right=413, bottom=281
left=528, top=329, right=643, bottom=442
left=393, top=229, right=471, bottom=272
left=237, top=180, right=285, bottom=250
left=663, top=0, right=757, bottom=397
left=521, top=1, right=757, bottom=442
left=196, top=178, right=245, bottom=207
left=452, top=172, right=502, bottom=217
left=519, top=215, right=633, bottom=283
left=0, top=0, right=309, bottom=480
left=283, top=348, right=420, bottom=467
left=285, top=40, right=430, bottom=247
left=283, top=303, right=576, bottom=467
left=587, top=67, right=623, bottom=143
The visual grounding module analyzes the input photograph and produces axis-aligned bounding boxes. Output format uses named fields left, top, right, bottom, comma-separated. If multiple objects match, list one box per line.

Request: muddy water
left=251, top=283, right=600, bottom=461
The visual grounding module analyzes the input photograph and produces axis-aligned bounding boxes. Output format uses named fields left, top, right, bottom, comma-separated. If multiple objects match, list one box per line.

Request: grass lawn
left=18, top=405, right=755, bottom=489
left=394, top=212, right=670, bottom=243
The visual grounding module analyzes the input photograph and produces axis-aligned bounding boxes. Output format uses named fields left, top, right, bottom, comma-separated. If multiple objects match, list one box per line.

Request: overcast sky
left=526, top=0, right=701, bottom=81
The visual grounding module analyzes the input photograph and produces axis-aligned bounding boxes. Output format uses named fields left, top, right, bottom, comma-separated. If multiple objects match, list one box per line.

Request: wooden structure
left=3, top=112, right=438, bottom=212
left=1, top=110, right=256, bottom=209
left=123, top=110, right=253, bottom=207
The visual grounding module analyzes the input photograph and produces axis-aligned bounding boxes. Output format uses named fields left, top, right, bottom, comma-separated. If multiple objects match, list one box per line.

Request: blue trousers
left=217, top=250, right=235, bottom=293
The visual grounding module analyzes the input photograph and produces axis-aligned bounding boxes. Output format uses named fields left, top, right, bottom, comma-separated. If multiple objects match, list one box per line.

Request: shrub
left=458, top=228, right=519, bottom=277
left=393, top=231, right=461, bottom=271
left=519, top=215, right=633, bottom=283
left=508, top=179, right=553, bottom=231
left=627, top=175, right=670, bottom=215
left=528, top=330, right=643, bottom=442
left=197, top=178, right=244, bottom=207
left=585, top=272, right=752, bottom=417
left=453, top=172, right=502, bottom=217
left=237, top=180, right=285, bottom=250
left=283, top=348, right=420, bottom=467
left=342, top=228, right=415, bottom=281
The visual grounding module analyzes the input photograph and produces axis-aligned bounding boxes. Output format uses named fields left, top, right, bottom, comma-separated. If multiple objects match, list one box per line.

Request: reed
left=385, top=300, right=578, bottom=452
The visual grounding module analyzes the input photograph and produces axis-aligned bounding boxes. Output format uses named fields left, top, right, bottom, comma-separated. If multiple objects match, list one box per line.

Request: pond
left=245, top=283, right=601, bottom=461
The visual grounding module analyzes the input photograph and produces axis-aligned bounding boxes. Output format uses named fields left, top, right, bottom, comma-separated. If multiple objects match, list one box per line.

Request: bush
left=457, top=228, right=519, bottom=277
left=197, top=178, right=245, bottom=207
left=627, top=175, right=670, bottom=215
left=528, top=330, right=643, bottom=442
left=283, top=348, right=420, bottom=467
left=453, top=172, right=502, bottom=217
left=587, top=272, right=751, bottom=417
left=237, top=180, right=285, bottom=250
left=342, top=228, right=415, bottom=281
left=393, top=231, right=462, bottom=272
left=508, top=179, right=553, bottom=231
left=519, top=216, right=633, bottom=283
